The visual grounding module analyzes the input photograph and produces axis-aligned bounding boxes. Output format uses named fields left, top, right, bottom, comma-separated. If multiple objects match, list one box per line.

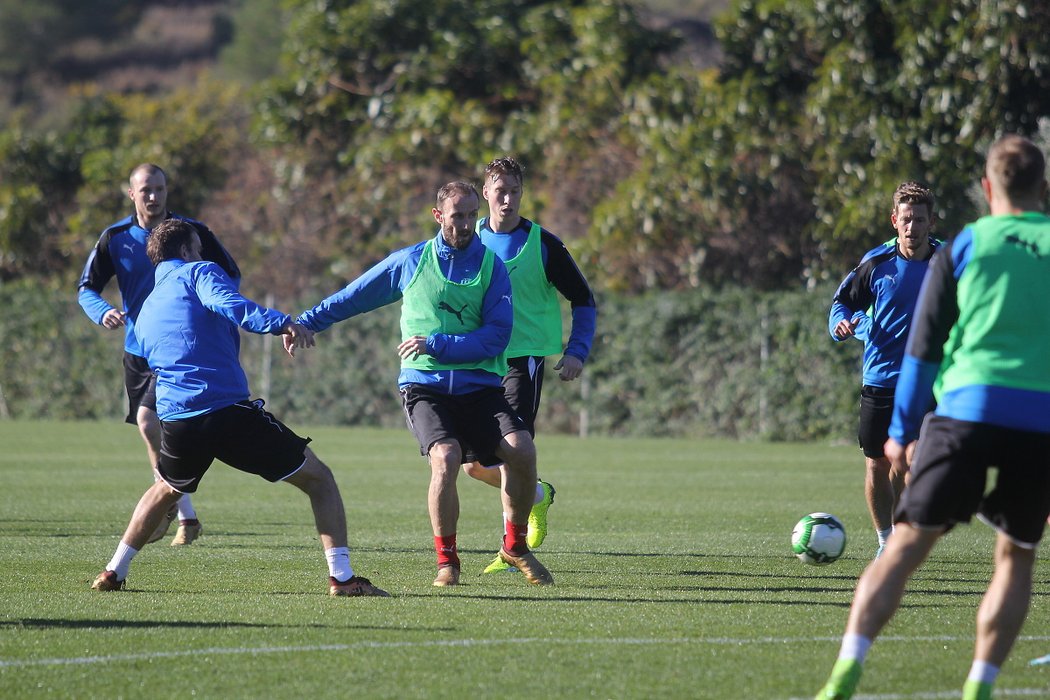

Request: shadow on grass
left=396, top=591, right=856, bottom=608
left=1, top=618, right=424, bottom=633
left=397, top=587, right=981, bottom=610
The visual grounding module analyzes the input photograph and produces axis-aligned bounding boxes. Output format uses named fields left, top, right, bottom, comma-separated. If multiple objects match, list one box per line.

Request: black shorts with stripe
left=896, top=414, right=1050, bottom=546
left=857, top=385, right=893, bottom=458
left=123, top=352, right=157, bottom=424
left=401, top=384, right=527, bottom=465
left=502, top=355, right=546, bottom=436
left=157, top=399, right=311, bottom=493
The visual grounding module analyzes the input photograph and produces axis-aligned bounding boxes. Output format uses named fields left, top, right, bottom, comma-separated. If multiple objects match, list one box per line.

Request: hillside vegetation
left=3, top=0, right=1047, bottom=296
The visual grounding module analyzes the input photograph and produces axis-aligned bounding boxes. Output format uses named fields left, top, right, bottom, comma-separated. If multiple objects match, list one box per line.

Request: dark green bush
left=1, top=280, right=862, bottom=442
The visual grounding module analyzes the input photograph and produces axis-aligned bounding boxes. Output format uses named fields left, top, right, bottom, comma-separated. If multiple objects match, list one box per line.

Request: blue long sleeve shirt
left=137, top=259, right=289, bottom=421
left=297, top=232, right=513, bottom=394
left=77, top=213, right=240, bottom=356
left=828, top=239, right=940, bottom=388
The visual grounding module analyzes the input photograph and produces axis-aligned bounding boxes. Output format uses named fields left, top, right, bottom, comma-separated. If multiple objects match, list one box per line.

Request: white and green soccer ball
left=791, top=512, right=846, bottom=565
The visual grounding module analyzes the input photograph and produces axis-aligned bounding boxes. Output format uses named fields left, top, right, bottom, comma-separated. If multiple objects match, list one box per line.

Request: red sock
left=434, top=534, right=459, bottom=569
left=503, top=522, right=528, bottom=556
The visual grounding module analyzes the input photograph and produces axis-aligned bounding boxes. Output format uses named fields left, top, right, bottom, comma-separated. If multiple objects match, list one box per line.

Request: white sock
left=837, top=633, right=872, bottom=663
left=877, top=527, right=893, bottom=547
left=325, top=547, right=354, bottom=581
left=534, top=482, right=545, bottom=505
left=106, top=541, right=139, bottom=581
left=177, top=494, right=197, bottom=521
left=967, top=660, right=999, bottom=684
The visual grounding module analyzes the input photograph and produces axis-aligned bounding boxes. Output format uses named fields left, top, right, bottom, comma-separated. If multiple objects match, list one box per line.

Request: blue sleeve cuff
left=852, top=313, right=871, bottom=342
left=78, top=287, right=114, bottom=325
left=565, top=306, right=597, bottom=361
left=828, top=303, right=850, bottom=340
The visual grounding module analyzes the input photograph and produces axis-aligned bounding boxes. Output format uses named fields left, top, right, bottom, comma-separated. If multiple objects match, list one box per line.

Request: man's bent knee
left=866, top=456, right=891, bottom=475
left=429, top=440, right=462, bottom=469
left=286, top=449, right=336, bottom=491
left=497, top=430, right=536, bottom=466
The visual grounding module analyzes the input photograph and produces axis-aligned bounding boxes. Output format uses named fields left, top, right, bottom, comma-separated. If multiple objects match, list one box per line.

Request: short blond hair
left=129, top=163, right=166, bottom=186
left=484, top=156, right=524, bottom=185
left=986, top=134, right=1046, bottom=200
left=436, top=181, right=478, bottom=208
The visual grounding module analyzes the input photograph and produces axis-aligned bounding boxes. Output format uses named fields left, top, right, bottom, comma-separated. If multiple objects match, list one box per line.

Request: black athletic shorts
left=896, top=414, right=1050, bottom=547
left=858, top=385, right=894, bottom=458
left=157, top=399, right=312, bottom=493
left=502, top=355, right=545, bottom=436
left=123, top=352, right=157, bottom=424
left=401, top=384, right=527, bottom=464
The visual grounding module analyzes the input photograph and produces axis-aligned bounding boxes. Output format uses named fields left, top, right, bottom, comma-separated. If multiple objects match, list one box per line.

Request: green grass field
left=2, top=420, right=1050, bottom=699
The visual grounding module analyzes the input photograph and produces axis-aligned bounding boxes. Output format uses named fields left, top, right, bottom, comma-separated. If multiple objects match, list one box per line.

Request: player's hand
left=884, top=437, right=913, bottom=465
left=282, top=323, right=315, bottom=358
left=887, top=439, right=912, bottom=485
left=101, top=309, right=127, bottom=330
left=833, top=318, right=858, bottom=339
left=554, top=355, right=583, bottom=381
left=397, top=335, right=428, bottom=361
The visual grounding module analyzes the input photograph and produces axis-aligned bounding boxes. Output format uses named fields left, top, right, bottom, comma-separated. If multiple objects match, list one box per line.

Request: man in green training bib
left=296, top=181, right=553, bottom=588
left=462, top=157, right=598, bottom=575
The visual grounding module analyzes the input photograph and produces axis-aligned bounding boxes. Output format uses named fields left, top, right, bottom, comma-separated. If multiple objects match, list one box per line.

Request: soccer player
left=90, top=219, right=388, bottom=598
left=296, top=181, right=553, bottom=587
left=828, top=181, right=940, bottom=557
left=78, top=164, right=240, bottom=546
left=464, top=157, right=597, bottom=574
left=816, top=134, right=1050, bottom=700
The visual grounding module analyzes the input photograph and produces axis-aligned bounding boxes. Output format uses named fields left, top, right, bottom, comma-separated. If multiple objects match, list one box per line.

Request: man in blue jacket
left=91, top=219, right=387, bottom=598
left=297, top=181, right=553, bottom=588
left=78, top=164, right=240, bottom=546
left=828, top=182, right=939, bottom=557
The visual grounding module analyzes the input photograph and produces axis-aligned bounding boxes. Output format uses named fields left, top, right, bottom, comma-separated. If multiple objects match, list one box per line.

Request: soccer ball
left=791, top=512, right=847, bottom=565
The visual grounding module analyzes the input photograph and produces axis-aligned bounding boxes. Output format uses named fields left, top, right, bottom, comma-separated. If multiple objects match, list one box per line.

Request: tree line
left=1, top=0, right=1049, bottom=434
left=3, top=0, right=1048, bottom=301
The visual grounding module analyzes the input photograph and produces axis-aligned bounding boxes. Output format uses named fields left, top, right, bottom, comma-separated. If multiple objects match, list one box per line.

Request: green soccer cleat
left=526, top=480, right=556, bottom=549
left=962, top=680, right=993, bottom=700
left=815, top=658, right=862, bottom=700
left=482, top=553, right=516, bottom=574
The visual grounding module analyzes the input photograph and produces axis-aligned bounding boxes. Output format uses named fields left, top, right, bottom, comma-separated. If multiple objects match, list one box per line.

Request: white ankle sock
left=534, top=482, right=545, bottom=504
left=967, top=660, right=999, bottom=684
left=177, top=494, right=197, bottom=521
left=877, top=527, right=892, bottom=547
left=838, top=633, right=872, bottom=663
left=106, top=541, right=139, bottom=580
left=325, top=547, right=353, bottom=581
